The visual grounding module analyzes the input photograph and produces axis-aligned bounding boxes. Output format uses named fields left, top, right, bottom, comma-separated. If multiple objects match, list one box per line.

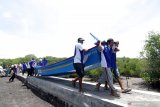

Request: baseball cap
left=78, top=38, right=85, bottom=42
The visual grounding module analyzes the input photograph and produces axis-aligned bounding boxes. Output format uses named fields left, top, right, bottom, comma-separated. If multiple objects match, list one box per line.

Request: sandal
left=122, top=88, right=132, bottom=93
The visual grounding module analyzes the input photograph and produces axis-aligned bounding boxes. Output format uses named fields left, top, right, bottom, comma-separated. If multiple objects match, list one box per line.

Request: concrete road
left=38, top=76, right=160, bottom=105
left=0, top=77, right=54, bottom=107
left=17, top=73, right=160, bottom=107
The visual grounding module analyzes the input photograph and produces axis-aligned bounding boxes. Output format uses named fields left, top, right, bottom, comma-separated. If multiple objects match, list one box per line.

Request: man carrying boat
left=111, top=41, right=132, bottom=93
left=72, top=38, right=88, bottom=93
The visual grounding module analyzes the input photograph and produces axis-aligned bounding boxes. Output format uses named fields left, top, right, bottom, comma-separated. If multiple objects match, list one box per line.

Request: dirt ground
left=83, top=76, right=160, bottom=92
left=0, top=77, right=54, bottom=107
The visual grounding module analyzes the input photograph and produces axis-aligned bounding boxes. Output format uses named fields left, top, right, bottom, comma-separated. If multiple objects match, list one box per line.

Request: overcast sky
left=0, top=0, right=160, bottom=59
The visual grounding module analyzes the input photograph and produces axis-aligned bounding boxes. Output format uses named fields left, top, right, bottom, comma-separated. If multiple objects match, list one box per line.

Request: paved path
left=39, top=76, right=160, bottom=102
left=0, top=77, right=54, bottom=107
left=18, top=73, right=160, bottom=107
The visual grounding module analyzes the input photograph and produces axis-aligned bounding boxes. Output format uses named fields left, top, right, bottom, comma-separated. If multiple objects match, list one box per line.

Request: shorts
left=73, top=63, right=84, bottom=78
left=111, top=68, right=120, bottom=79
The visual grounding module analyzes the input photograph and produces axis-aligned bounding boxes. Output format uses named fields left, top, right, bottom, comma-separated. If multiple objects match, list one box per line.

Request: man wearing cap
left=72, top=38, right=88, bottom=93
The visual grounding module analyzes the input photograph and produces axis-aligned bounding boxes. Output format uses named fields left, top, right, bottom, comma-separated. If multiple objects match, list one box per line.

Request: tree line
left=0, top=32, right=159, bottom=85
left=0, top=54, right=66, bottom=68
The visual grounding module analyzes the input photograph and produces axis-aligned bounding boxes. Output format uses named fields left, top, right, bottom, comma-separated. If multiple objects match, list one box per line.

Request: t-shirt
left=111, top=44, right=117, bottom=69
left=103, top=46, right=112, bottom=68
left=29, top=60, right=37, bottom=68
left=27, top=62, right=30, bottom=69
left=99, top=45, right=112, bottom=68
left=108, top=46, right=113, bottom=68
left=111, top=52, right=117, bottom=69
left=74, top=43, right=84, bottom=63
left=100, top=46, right=108, bottom=68
left=11, top=67, right=17, bottom=74
left=42, top=59, right=48, bottom=66
left=22, top=64, right=27, bottom=70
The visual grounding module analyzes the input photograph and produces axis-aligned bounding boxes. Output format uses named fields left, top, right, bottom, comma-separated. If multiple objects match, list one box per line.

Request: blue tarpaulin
left=38, top=47, right=101, bottom=76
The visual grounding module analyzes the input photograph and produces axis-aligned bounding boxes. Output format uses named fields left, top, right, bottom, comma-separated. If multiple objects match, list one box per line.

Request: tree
left=0, top=55, right=66, bottom=68
left=117, top=57, right=144, bottom=77
left=24, top=54, right=37, bottom=62
left=141, top=32, right=160, bottom=83
left=45, top=56, right=66, bottom=64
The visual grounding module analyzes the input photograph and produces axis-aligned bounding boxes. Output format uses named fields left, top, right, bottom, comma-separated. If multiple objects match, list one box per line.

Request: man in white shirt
left=72, top=38, right=88, bottom=93
left=95, top=41, right=109, bottom=91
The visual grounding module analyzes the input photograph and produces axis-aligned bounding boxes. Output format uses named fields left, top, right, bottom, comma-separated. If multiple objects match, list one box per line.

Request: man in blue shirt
left=42, top=58, right=48, bottom=67
left=111, top=41, right=131, bottom=93
left=22, top=63, right=27, bottom=75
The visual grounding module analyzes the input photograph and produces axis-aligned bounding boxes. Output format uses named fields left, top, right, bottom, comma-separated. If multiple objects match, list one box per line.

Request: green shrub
left=141, top=32, right=160, bottom=83
left=86, top=68, right=103, bottom=81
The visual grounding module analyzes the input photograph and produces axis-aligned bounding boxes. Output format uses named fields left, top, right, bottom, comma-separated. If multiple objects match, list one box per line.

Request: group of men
left=22, top=58, right=48, bottom=76
left=73, top=37, right=131, bottom=97
left=8, top=58, right=48, bottom=82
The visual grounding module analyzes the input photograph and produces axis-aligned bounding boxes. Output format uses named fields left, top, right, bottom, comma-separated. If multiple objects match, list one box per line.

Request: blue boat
left=38, top=47, right=101, bottom=76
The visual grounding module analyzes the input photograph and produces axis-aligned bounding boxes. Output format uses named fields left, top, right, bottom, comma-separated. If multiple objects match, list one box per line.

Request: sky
left=0, top=0, right=160, bottom=59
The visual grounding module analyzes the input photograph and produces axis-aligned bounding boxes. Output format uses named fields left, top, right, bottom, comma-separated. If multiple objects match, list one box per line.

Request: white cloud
left=0, top=0, right=160, bottom=58
left=2, top=11, right=12, bottom=18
